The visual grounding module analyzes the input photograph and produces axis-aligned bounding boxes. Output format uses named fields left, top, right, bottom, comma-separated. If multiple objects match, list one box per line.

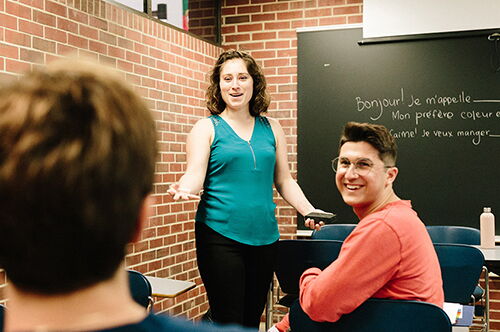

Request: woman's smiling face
left=219, top=58, right=254, bottom=113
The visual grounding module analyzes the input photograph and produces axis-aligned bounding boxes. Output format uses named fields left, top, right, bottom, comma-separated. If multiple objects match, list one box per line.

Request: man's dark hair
left=339, top=122, right=397, bottom=165
left=0, top=59, right=157, bottom=294
left=206, top=49, right=270, bottom=116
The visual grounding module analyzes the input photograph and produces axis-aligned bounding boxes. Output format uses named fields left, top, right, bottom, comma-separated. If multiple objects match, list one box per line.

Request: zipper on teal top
left=247, top=140, right=257, bottom=169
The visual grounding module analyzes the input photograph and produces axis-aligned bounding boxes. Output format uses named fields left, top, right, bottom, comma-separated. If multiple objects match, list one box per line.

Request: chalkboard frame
left=358, top=27, right=500, bottom=45
left=296, top=24, right=500, bottom=231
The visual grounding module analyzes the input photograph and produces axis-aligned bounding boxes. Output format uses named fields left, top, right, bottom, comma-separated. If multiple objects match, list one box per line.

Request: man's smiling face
left=335, top=141, right=397, bottom=216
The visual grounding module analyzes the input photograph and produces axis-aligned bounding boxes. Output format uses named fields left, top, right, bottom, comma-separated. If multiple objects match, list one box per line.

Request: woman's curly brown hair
left=206, top=50, right=270, bottom=116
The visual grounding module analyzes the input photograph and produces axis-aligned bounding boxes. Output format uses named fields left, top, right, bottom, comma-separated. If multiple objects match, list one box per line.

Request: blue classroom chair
left=434, top=243, right=487, bottom=331
left=289, top=298, right=451, bottom=332
left=426, top=225, right=480, bottom=245
left=311, top=224, right=356, bottom=241
left=0, top=304, right=4, bottom=331
left=275, top=239, right=343, bottom=307
left=127, top=270, right=154, bottom=311
left=427, top=226, right=488, bottom=330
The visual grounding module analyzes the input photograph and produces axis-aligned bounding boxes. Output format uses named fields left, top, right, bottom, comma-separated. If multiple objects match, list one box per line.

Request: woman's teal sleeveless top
left=195, top=115, right=280, bottom=245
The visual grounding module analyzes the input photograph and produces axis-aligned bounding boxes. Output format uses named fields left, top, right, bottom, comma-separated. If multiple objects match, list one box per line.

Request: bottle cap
left=484, top=207, right=491, bottom=213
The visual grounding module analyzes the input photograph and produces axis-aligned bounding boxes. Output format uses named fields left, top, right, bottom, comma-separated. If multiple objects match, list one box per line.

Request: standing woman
left=168, top=50, right=320, bottom=328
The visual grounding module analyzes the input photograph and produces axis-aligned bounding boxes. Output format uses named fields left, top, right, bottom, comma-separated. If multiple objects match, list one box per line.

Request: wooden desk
left=145, top=276, right=196, bottom=298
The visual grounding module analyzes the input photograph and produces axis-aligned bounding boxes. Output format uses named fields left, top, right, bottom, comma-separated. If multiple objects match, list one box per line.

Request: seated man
left=0, top=59, right=254, bottom=332
left=271, top=121, right=443, bottom=332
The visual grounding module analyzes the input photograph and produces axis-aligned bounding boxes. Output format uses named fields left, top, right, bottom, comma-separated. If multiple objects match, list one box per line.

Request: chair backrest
left=127, top=270, right=153, bottom=310
left=0, top=304, right=4, bottom=331
left=434, top=243, right=484, bottom=304
left=426, top=225, right=480, bottom=245
left=311, top=224, right=357, bottom=240
left=275, top=240, right=343, bottom=296
left=289, top=298, right=452, bottom=332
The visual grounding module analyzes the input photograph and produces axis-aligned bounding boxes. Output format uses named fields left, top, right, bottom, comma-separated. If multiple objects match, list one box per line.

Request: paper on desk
left=443, top=302, right=463, bottom=324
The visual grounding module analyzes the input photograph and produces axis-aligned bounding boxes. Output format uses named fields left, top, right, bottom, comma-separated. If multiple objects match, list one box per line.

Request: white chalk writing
left=352, top=88, right=499, bottom=145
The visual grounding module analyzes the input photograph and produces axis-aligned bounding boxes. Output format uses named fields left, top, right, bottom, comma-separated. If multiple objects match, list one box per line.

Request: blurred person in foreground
left=269, top=122, right=444, bottom=332
left=0, top=58, right=255, bottom=332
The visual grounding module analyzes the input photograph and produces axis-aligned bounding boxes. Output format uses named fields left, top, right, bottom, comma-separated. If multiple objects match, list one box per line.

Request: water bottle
left=480, top=207, right=495, bottom=248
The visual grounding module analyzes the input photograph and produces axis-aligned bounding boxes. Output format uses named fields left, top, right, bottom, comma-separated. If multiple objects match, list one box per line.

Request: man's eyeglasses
left=331, top=157, right=394, bottom=176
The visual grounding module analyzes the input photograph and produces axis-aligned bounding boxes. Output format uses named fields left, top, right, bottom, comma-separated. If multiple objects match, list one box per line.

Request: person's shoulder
left=195, top=117, right=214, bottom=127
left=190, top=117, right=215, bottom=135
left=260, top=116, right=283, bottom=134
left=87, top=313, right=256, bottom=332
left=146, top=314, right=257, bottom=332
left=362, top=200, right=422, bottom=237
left=381, top=200, right=419, bottom=222
left=261, top=116, right=278, bottom=126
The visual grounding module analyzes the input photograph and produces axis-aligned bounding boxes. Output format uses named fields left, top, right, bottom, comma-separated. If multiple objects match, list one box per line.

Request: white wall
left=154, top=0, right=183, bottom=29
left=111, top=0, right=184, bottom=29
left=364, top=0, right=500, bottom=38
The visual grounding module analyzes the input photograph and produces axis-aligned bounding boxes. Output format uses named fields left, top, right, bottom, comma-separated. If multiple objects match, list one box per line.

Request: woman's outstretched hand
left=167, top=183, right=201, bottom=200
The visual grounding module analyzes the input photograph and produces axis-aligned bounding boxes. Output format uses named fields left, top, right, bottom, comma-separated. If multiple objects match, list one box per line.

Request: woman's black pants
left=195, top=222, right=277, bottom=329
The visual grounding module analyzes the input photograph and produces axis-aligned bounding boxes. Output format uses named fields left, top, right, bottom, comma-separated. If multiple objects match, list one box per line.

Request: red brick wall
left=187, top=0, right=217, bottom=43
left=486, top=275, right=500, bottom=331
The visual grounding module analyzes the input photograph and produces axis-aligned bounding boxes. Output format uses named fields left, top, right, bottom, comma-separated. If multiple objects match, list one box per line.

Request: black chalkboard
left=297, top=26, right=500, bottom=231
